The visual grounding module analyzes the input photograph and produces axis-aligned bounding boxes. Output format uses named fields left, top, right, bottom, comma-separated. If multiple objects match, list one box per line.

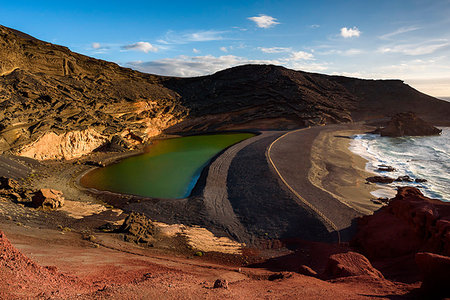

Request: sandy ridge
left=202, top=133, right=270, bottom=242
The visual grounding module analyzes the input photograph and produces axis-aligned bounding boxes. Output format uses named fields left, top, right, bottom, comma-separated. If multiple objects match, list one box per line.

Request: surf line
left=266, top=128, right=342, bottom=244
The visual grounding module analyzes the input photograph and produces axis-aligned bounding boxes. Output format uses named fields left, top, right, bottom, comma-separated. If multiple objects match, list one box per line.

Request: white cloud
left=340, top=27, right=361, bottom=38
left=310, top=24, right=320, bottom=29
left=193, top=48, right=200, bottom=54
left=122, top=42, right=158, bottom=53
left=379, top=26, right=421, bottom=40
left=378, top=39, right=449, bottom=55
left=220, top=46, right=228, bottom=52
left=248, top=14, right=280, bottom=28
left=91, top=42, right=101, bottom=49
left=290, top=51, right=314, bottom=60
left=258, top=47, right=314, bottom=60
left=158, top=30, right=226, bottom=44
left=128, top=54, right=326, bottom=77
left=258, top=47, right=292, bottom=53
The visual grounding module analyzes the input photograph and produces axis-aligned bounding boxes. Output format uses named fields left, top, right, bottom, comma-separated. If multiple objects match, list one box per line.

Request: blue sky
left=1, top=0, right=450, bottom=98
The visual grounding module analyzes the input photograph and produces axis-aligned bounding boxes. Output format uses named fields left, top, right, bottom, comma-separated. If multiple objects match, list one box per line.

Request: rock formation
left=118, top=212, right=155, bottom=245
left=352, top=187, right=450, bottom=259
left=31, top=188, right=64, bottom=209
left=324, top=251, right=384, bottom=279
left=379, top=112, right=442, bottom=137
left=18, top=129, right=107, bottom=160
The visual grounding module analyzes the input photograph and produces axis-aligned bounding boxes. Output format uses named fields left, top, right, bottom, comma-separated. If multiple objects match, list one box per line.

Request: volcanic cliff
left=1, top=25, right=449, bottom=159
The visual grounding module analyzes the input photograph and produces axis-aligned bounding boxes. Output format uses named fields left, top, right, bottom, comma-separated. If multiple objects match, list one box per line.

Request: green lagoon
left=80, top=133, right=254, bottom=199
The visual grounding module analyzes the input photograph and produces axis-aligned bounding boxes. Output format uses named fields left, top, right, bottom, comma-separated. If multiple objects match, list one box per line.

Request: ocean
left=349, top=127, right=450, bottom=202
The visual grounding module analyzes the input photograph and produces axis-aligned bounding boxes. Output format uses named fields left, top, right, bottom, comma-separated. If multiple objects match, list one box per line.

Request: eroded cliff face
left=18, top=129, right=107, bottom=160
left=0, top=25, right=187, bottom=158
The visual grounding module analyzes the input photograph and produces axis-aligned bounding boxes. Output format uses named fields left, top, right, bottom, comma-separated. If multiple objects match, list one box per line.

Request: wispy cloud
left=128, top=53, right=326, bottom=77
left=310, top=24, right=320, bottom=29
left=318, top=48, right=364, bottom=56
left=248, top=14, right=280, bottom=28
left=340, top=27, right=361, bottom=38
left=258, top=47, right=314, bottom=60
left=193, top=48, right=200, bottom=54
left=258, top=47, right=291, bottom=53
left=379, top=26, right=421, bottom=40
left=90, top=42, right=110, bottom=53
left=158, top=30, right=226, bottom=44
left=378, top=39, right=449, bottom=55
left=121, top=42, right=158, bottom=53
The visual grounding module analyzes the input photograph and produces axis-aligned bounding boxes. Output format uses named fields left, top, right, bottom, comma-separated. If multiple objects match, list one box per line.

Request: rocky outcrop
left=118, top=212, right=155, bottom=245
left=0, top=25, right=186, bottom=157
left=31, top=188, right=64, bottom=209
left=18, top=129, right=107, bottom=160
left=352, top=187, right=450, bottom=259
left=324, top=251, right=384, bottom=279
left=415, top=252, right=450, bottom=298
left=379, top=112, right=442, bottom=137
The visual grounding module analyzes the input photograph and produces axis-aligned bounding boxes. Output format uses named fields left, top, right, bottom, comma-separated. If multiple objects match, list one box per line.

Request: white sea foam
left=349, top=127, right=450, bottom=202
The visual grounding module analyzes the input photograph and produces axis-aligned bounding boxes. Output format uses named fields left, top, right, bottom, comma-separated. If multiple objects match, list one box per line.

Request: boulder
left=31, top=189, right=64, bottom=209
left=415, top=178, right=427, bottom=183
left=378, top=165, right=395, bottom=172
left=366, top=176, right=395, bottom=184
left=118, top=212, right=155, bottom=244
left=379, top=112, right=442, bottom=137
left=324, top=251, right=384, bottom=279
left=213, top=279, right=229, bottom=289
left=395, top=175, right=413, bottom=182
left=415, top=252, right=450, bottom=298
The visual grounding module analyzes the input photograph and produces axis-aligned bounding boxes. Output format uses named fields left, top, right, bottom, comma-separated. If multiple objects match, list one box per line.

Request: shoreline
left=308, top=126, right=382, bottom=215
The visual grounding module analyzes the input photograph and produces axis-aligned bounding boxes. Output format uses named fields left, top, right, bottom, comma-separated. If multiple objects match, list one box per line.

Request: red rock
left=298, top=265, right=318, bottom=277
left=324, top=251, right=384, bottom=279
left=415, top=252, right=450, bottom=298
left=352, top=187, right=450, bottom=259
left=31, top=188, right=64, bottom=209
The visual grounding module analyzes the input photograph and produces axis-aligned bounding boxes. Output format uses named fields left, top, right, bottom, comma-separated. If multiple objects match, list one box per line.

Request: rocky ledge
left=352, top=186, right=450, bottom=297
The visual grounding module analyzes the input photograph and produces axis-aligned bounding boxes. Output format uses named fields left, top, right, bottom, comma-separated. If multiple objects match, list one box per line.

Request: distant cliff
left=1, top=25, right=449, bottom=159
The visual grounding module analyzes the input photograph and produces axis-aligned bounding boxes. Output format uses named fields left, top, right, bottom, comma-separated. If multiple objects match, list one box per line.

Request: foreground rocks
left=378, top=112, right=442, bottom=137
left=353, top=187, right=450, bottom=258
left=324, top=251, right=384, bottom=279
left=352, top=187, right=450, bottom=296
left=31, top=188, right=64, bottom=209
left=0, top=176, right=64, bottom=209
left=118, top=212, right=155, bottom=245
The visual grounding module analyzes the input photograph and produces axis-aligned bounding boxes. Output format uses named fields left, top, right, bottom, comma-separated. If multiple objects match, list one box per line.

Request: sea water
left=349, top=128, right=449, bottom=202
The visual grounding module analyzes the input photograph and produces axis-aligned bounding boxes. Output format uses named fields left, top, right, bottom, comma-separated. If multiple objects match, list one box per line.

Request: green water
left=80, top=133, right=254, bottom=199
